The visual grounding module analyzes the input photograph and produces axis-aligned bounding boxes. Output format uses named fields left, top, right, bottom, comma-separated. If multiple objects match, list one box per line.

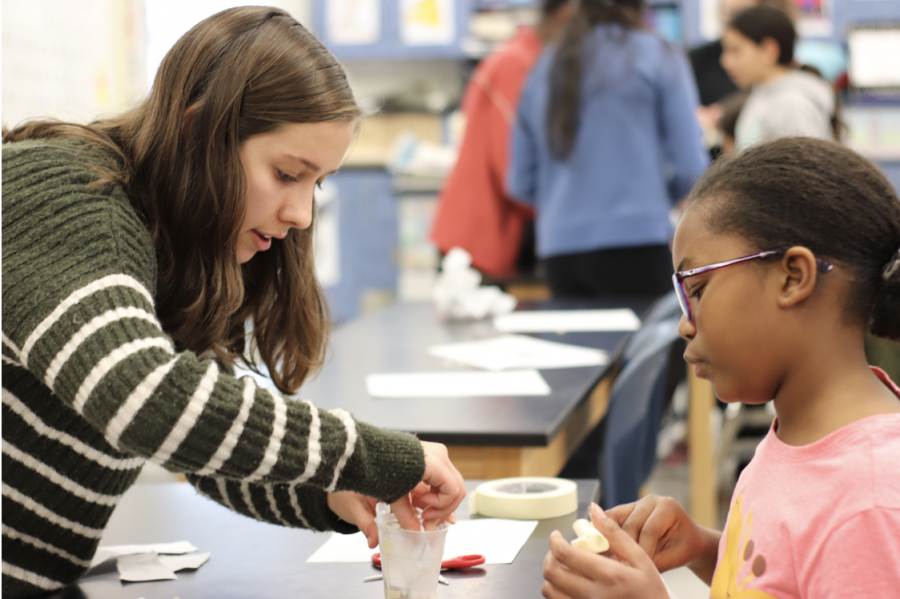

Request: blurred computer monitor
left=646, top=4, right=681, bottom=45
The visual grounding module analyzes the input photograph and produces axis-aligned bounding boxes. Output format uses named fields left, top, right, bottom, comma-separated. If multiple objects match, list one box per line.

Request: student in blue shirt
left=508, top=0, right=709, bottom=299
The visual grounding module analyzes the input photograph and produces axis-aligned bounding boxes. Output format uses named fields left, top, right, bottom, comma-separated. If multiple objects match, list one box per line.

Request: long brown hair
left=547, top=0, right=645, bottom=159
left=3, top=6, right=361, bottom=393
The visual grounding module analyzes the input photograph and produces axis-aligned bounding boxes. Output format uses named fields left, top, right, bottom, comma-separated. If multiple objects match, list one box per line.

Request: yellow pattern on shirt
left=710, top=495, right=779, bottom=599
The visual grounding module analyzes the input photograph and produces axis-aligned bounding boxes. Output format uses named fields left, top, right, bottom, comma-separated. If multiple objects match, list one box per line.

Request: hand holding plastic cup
left=375, top=502, right=449, bottom=599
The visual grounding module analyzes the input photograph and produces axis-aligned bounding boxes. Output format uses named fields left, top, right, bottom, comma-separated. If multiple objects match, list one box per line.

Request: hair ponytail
left=872, top=247, right=900, bottom=341
left=547, top=0, right=644, bottom=159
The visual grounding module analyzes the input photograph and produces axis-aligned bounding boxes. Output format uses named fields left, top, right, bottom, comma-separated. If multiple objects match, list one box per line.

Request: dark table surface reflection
left=39, top=479, right=599, bottom=599
left=301, top=299, right=657, bottom=446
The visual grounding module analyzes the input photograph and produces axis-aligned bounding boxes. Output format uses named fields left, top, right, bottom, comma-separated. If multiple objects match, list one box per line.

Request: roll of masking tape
left=468, top=477, right=578, bottom=520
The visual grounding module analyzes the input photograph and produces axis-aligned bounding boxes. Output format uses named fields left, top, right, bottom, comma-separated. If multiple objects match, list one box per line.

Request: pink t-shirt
left=710, top=368, right=900, bottom=599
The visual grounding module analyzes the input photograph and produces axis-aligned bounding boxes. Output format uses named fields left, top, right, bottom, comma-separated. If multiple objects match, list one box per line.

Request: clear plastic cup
left=375, top=504, right=449, bottom=599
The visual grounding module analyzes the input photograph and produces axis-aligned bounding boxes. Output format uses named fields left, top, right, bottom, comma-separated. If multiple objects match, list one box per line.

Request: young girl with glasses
left=541, top=137, right=900, bottom=599
left=2, top=7, right=465, bottom=597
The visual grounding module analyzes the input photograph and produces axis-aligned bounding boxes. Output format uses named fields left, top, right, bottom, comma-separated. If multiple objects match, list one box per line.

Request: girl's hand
left=391, top=441, right=466, bottom=532
left=606, top=495, right=720, bottom=582
left=326, top=491, right=380, bottom=548
left=542, top=504, right=669, bottom=599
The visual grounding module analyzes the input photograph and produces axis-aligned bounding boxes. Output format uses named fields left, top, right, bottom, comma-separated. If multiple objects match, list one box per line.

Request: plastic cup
left=376, top=508, right=449, bottom=599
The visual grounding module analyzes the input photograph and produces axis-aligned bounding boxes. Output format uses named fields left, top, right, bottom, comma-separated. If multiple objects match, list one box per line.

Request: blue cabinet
left=322, top=168, right=399, bottom=323
left=314, top=0, right=472, bottom=61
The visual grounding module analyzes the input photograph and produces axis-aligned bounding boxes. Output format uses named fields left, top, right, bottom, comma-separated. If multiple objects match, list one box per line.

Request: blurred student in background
left=721, top=6, right=837, bottom=149
left=430, top=0, right=574, bottom=280
left=507, top=0, right=708, bottom=300
left=688, top=0, right=794, bottom=129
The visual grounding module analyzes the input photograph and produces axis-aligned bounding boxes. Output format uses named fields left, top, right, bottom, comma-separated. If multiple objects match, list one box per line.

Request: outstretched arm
left=2, top=141, right=434, bottom=522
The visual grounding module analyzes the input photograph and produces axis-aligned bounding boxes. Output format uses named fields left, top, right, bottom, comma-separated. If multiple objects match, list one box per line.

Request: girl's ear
left=759, top=37, right=781, bottom=66
left=777, top=247, right=818, bottom=309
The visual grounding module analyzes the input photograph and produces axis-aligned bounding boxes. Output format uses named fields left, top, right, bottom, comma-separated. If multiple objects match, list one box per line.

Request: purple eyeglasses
left=672, top=250, right=834, bottom=322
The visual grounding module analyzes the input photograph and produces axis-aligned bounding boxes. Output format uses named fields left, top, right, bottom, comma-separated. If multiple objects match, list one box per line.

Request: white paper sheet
left=159, top=551, right=211, bottom=572
left=428, top=335, right=608, bottom=371
left=443, top=518, right=539, bottom=564
left=117, top=552, right=178, bottom=582
left=306, top=530, right=374, bottom=563
left=493, top=309, right=641, bottom=333
left=307, top=518, right=538, bottom=565
left=113, top=551, right=211, bottom=582
left=91, top=540, right=198, bottom=567
left=366, top=370, right=550, bottom=398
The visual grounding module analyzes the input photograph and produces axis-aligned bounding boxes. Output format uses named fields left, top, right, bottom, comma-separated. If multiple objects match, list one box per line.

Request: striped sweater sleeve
left=2, top=142, right=425, bottom=526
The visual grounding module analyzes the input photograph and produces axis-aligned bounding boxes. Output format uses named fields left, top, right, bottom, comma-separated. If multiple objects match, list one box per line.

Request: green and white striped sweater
left=1, top=139, right=426, bottom=598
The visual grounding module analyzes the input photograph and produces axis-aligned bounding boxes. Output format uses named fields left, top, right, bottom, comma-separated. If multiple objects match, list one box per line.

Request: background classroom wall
left=3, top=0, right=900, bottom=322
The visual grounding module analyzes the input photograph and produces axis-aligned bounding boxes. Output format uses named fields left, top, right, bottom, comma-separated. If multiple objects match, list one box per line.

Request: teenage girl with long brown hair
left=1, top=7, right=465, bottom=597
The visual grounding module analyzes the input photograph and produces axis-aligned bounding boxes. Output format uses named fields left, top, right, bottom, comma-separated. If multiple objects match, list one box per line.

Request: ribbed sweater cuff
left=340, top=422, right=425, bottom=504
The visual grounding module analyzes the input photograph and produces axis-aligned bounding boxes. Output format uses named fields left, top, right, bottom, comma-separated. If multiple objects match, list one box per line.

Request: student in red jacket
left=430, top=0, right=573, bottom=279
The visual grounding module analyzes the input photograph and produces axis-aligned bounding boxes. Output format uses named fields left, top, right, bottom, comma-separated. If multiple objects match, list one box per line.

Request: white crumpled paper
left=116, top=551, right=210, bottom=582
left=433, top=248, right=517, bottom=321
left=92, top=541, right=209, bottom=582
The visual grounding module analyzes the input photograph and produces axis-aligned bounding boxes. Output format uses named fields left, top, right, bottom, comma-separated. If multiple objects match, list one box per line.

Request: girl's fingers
left=605, top=501, right=638, bottom=529
left=548, top=530, right=619, bottom=583
left=620, top=500, right=664, bottom=558
left=390, top=494, right=421, bottom=531
left=541, top=578, right=578, bottom=599
left=352, top=497, right=380, bottom=548
left=545, top=532, right=615, bottom=596
left=409, top=484, right=434, bottom=510
left=419, top=469, right=464, bottom=520
left=638, top=506, right=679, bottom=564
left=590, top=504, right=657, bottom=570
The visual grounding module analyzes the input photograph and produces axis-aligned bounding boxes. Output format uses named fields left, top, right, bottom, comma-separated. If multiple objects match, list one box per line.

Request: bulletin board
left=313, top=0, right=473, bottom=61
left=1, top=0, right=146, bottom=128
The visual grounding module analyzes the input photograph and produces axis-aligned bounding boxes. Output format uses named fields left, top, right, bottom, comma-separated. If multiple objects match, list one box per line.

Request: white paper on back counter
left=428, top=335, right=608, bottom=371
left=307, top=518, right=539, bottom=565
left=366, top=369, right=550, bottom=398
left=493, top=309, right=641, bottom=333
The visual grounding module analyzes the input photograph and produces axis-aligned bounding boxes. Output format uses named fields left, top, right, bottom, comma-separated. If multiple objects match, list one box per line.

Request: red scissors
left=371, top=553, right=485, bottom=570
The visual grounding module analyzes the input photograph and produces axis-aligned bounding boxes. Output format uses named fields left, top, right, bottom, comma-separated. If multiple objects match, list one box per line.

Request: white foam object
left=432, top=248, right=517, bottom=321
left=571, top=518, right=610, bottom=553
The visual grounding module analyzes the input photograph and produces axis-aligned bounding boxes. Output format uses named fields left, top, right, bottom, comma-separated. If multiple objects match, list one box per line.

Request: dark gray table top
left=43, top=479, right=600, bottom=599
left=299, top=299, right=656, bottom=446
